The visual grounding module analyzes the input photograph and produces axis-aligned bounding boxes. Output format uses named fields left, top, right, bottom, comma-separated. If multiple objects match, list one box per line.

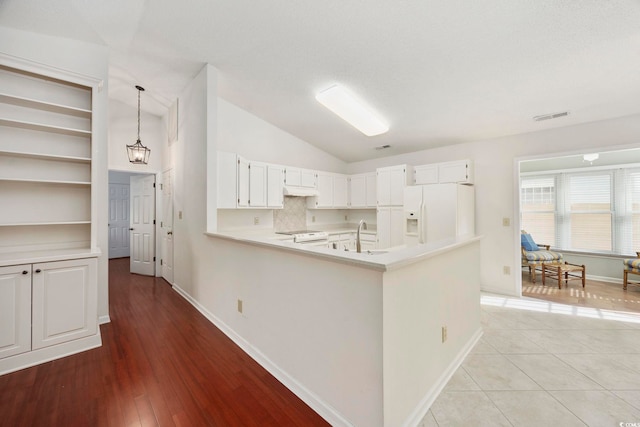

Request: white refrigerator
left=404, top=183, right=475, bottom=246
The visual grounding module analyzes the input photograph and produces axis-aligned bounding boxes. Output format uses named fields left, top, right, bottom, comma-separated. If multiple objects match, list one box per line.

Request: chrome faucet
left=356, top=219, right=367, bottom=253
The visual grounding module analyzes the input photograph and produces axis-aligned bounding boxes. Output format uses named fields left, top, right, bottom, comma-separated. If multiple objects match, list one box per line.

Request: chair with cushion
left=521, top=231, right=563, bottom=283
left=623, top=252, right=640, bottom=290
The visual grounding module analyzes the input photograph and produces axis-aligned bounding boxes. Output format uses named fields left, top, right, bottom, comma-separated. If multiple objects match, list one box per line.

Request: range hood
left=283, top=186, right=319, bottom=197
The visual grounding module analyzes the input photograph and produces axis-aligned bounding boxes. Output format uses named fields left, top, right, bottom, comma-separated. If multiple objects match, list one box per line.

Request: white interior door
left=161, top=169, right=174, bottom=284
left=108, top=183, right=130, bottom=258
left=130, top=174, right=156, bottom=276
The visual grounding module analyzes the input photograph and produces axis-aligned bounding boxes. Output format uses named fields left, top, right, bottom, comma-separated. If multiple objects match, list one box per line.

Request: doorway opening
left=108, top=170, right=158, bottom=277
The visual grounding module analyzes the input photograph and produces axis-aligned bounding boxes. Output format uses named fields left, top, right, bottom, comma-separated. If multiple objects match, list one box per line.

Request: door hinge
left=160, top=259, right=163, bottom=266
left=161, top=221, right=163, bottom=227
left=153, top=182, right=156, bottom=188
left=160, top=183, right=163, bottom=190
left=153, top=256, right=156, bottom=262
left=153, top=219, right=156, bottom=225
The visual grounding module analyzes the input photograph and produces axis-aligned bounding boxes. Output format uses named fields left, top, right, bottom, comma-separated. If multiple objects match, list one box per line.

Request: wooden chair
left=521, top=231, right=563, bottom=283
left=623, top=252, right=640, bottom=290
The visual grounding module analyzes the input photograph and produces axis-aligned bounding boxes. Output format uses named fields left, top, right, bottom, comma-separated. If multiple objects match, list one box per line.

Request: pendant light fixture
left=127, top=85, right=151, bottom=164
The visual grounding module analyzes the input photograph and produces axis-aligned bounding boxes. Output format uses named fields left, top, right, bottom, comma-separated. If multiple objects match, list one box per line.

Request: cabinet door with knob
left=0, top=264, right=32, bottom=359
left=31, top=258, right=97, bottom=350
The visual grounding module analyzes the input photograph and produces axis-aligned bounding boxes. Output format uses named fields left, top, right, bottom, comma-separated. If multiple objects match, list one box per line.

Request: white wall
left=348, top=114, right=640, bottom=295
left=0, top=25, right=110, bottom=318
left=217, top=98, right=346, bottom=173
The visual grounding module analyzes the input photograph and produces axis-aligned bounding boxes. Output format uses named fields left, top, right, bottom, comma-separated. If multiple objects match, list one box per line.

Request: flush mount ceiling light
left=126, top=85, right=151, bottom=165
left=583, top=153, right=599, bottom=163
left=316, top=84, right=389, bottom=136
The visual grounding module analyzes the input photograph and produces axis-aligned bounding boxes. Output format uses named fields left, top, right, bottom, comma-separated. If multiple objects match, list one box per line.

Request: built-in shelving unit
left=0, top=63, right=95, bottom=260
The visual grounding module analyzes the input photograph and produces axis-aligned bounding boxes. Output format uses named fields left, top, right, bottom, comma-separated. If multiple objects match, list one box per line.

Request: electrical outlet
left=344, top=215, right=348, bottom=221
left=503, top=266, right=511, bottom=275
left=254, top=216, right=260, bottom=225
left=442, top=326, right=448, bottom=343
left=312, top=215, right=316, bottom=223
left=502, top=217, right=510, bottom=226
left=237, top=299, right=243, bottom=314
left=178, top=211, right=183, bottom=220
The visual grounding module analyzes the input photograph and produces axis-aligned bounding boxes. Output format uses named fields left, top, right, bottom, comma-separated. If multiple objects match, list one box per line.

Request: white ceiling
left=2, top=0, right=640, bottom=162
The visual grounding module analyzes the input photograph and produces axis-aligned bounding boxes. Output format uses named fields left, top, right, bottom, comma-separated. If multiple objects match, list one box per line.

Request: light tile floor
left=420, top=294, right=640, bottom=426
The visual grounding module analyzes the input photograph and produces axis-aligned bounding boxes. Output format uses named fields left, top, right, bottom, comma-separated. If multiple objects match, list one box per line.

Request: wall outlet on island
left=344, top=215, right=348, bottom=221
left=312, top=215, right=316, bottom=223
left=503, top=266, right=511, bottom=275
left=254, top=217, right=260, bottom=225
left=441, top=326, right=447, bottom=343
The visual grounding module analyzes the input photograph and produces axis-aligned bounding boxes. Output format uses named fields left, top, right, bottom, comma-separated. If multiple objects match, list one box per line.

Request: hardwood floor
left=0, top=258, right=329, bottom=426
left=522, top=268, right=640, bottom=313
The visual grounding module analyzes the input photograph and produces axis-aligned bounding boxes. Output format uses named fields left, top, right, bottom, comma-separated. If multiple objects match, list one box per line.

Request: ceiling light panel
left=316, top=84, right=389, bottom=136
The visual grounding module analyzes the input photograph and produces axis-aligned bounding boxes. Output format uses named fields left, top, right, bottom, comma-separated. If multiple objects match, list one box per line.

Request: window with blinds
left=521, top=167, right=640, bottom=256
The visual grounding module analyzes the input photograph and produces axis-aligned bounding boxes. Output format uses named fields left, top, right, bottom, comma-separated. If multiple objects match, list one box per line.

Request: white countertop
left=0, top=248, right=102, bottom=267
left=205, top=229, right=480, bottom=272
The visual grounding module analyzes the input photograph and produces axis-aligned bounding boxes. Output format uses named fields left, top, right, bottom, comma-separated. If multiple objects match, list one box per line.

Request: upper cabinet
left=349, top=172, right=376, bottom=208
left=414, top=159, right=473, bottom=185
left=217, top=152, right=284, bottom=209
left=308, top=172, right=349, bottom=209
left=377, top=164, right=411, bottom=206
left=284, top=167, right=316, bottom=188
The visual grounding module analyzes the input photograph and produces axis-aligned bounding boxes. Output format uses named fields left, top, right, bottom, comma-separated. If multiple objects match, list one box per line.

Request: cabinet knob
left=35, top=269, right=42, bottom=273
left=22, top=270, right=28, bottom=275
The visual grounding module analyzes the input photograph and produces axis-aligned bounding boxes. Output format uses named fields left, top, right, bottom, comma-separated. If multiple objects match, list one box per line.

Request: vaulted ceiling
left=2, top=0, right=640, bottom=162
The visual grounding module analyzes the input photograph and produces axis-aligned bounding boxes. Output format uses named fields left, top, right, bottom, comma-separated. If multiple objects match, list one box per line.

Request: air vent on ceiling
left=533, top=111, right=569, bottom=122
left=375, top=144, right=391, bottom=150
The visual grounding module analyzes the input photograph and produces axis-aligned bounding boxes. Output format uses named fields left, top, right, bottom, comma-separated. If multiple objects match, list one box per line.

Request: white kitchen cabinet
left=309, top=172, right=349, bottom=209
left=333, top=174, right=349, bottom=208
left=267, top=165, right=285, bottom=208
left=237, top=156, right=250, bottom=207
left=377, top=165, right=411, bottom=206
left=217, top=152, right=284, bottom=209
left=349, top=172, right=376, bottom=208
left=32, top=258, right=97, bottom=350
left=413, top=164, right=439, bottom=185
left=248, top=161, right=267, bottom=207
left=414, top=160, right=474, bottom=185
left=439, top=159, right=473, bottom=184
left=311, top=172, right=333, bottom=208
left=285, top=167, right=316, bottom=188
left=377, top=207, right=404, bottom=249
left=0, top=265, right=31, bottom=359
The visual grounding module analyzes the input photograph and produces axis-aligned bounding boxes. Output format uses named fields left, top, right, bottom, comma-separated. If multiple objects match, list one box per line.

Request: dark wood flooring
left=522, top=269, right=640, bottom=313
left=0, top=257, right=329, bottom=426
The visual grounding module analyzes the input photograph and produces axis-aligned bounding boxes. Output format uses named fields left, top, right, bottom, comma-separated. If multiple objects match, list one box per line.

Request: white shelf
left=0, top=248, right=101, bottom=268
left=0, top=118, right=91, bottom=137
left=0, top=93, right=91, bottom=118
left=0, top=221, right=90, bottom=227
left=0, top=149, right=90, bottom=163
left=0, top=177, right=91, bottom=185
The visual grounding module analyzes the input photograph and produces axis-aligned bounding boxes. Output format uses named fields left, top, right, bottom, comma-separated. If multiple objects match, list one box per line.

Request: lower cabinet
left=0, top=265, right=31, bottom=359
left=0, top=257, right=97, bottom=360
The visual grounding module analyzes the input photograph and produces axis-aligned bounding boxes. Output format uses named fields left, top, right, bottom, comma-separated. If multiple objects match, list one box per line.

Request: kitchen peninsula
left=199, top=230, right=481, bottom=427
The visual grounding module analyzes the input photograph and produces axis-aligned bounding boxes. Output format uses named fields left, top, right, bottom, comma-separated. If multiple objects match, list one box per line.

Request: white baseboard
left=0, top=332, right=102, bottom=376
left=99, top=315, right=111, bottom=325
left=402, top=327, right=484, bottom=427
left=585, top=274, right=622, bottom=285
left=171, top=283, right=352, bottom=427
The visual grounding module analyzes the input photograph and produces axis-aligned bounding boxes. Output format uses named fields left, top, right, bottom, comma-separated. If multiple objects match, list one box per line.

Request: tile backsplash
left=274, top=196, right=307, bottom=232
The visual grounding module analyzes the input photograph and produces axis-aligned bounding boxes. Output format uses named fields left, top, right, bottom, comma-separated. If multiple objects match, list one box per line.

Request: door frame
left=108, top=169, right=162, bottom=277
